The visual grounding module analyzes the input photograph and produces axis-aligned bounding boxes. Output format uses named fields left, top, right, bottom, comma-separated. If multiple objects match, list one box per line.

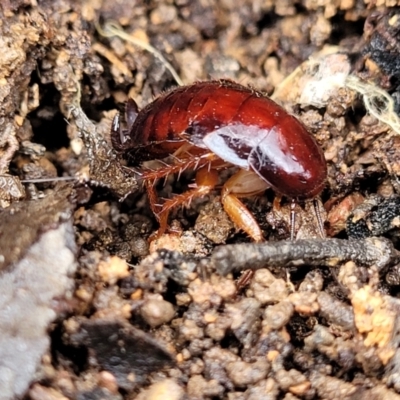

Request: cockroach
left=111, top=80, right=327, bottom=242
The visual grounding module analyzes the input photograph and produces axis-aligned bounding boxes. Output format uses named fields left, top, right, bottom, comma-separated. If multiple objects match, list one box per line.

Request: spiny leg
left=145, top=179, right=162, bottom=217
left=141, top=151, right=213, bottom=217
left=142, top=149, right=224, bottom=240
left=149, top=167, right=219, bottom=240
left=220, top=169, right=269, bottom=290
left=140, top=151, right=219, bottom=183
left=221, top=169, right=269, bottom=243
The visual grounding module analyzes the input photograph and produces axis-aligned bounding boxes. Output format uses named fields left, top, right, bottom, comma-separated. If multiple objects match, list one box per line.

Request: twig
left=211, top=237, right=399, bottom=276
left=97, top=21, right=184, bottom=86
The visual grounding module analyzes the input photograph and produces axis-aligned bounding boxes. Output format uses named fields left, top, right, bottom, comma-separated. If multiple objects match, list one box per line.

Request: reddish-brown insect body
left=112, top=80, right=327, bottom=241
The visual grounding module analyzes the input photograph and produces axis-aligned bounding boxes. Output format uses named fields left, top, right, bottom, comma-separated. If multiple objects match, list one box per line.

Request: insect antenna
left=313, top=198, right=326, bottom=238
left=290, top=200, right=296, bottom=241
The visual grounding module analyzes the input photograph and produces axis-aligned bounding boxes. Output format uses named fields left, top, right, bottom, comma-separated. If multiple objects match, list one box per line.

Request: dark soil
left=2, top=1, right=400, bottom=399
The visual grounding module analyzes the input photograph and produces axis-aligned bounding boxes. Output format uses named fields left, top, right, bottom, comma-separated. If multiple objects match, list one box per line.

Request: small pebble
left=178, top=319, right=204, bottom=341
left=275, top=368, right=308, bottom=391
left=98, top=256, right=129, bottom=285
left=29, top=384, right=68, bottom=400
left=140, top=296, right=175, bottom=327
left=98, top=371, right=119, bottom=394
left=187, top=375, right=225, bottom=398
left=135, top=378, right=184, bottom=400
left=288, top=292, right=319, bottom=315
left=245, top=378, right=280, bottom=400
left=226, top=358, right=270, bottom=387
left=250, top=269, right=289, bottom=305
left=317, top=292, right=355, bottom=331
left=263, top=301, right=294, bottom=330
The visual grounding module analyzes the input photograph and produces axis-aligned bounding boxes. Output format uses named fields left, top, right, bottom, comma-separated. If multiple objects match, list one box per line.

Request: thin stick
left=20, top=177, right=78, bottom=183
left=97, top=21, right=184, bottom=87
left=211, top=237, right=398, bottom=276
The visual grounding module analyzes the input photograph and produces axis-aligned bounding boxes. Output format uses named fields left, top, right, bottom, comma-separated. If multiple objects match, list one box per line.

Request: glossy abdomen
left=128, top=80, right=327, bottom=199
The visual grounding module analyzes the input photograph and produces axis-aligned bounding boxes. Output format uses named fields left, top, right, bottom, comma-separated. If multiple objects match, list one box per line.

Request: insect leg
left=221, top=169, right=269, bottom=242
